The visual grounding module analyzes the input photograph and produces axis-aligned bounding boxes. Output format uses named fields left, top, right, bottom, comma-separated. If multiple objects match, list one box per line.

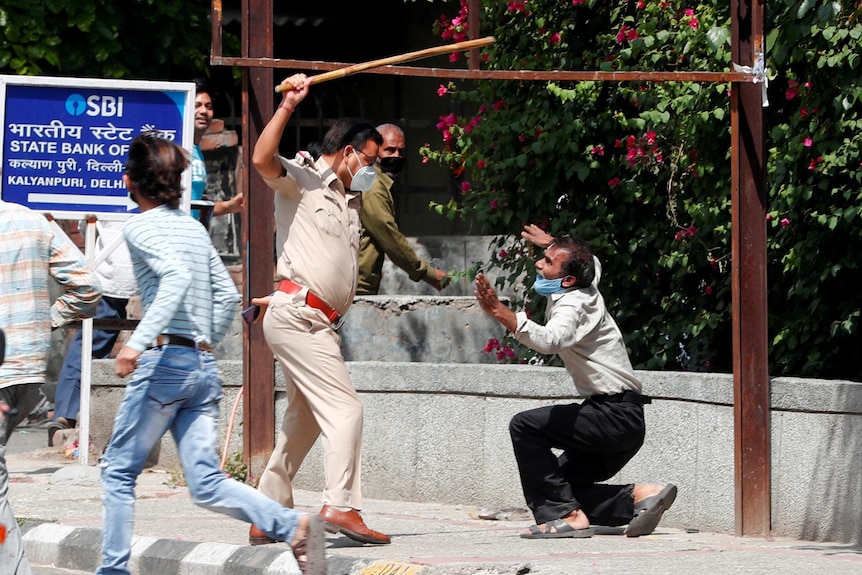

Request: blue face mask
left=533, top=274, right=571, bottom=296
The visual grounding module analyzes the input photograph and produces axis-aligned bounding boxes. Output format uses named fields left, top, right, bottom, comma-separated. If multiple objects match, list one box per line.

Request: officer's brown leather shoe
left=319, top=504, right=391, bottom=545
left=248, top=524, right=277, bottom=545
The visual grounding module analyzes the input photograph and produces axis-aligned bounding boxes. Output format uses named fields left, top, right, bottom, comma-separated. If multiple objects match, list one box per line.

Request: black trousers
left=509, top=394, right=647, bottom=526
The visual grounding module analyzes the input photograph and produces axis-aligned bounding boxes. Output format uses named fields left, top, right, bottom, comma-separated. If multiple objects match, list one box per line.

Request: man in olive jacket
left=357, top=124, right=448, bottom=295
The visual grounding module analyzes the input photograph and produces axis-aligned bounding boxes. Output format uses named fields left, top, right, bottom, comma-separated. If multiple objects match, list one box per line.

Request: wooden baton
left=275, top=36, right=496, bottom=93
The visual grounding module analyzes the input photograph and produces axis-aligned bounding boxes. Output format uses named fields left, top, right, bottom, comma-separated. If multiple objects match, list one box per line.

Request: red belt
left=277, top=279, right=344, bottom=329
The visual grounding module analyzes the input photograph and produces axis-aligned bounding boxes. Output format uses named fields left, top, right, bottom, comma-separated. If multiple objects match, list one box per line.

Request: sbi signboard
left=0, top=76, right=194, bottom=220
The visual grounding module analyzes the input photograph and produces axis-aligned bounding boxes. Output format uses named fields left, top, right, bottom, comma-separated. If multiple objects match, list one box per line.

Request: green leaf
left=706, top=27, right=730, bottom=51
left=797, top=0, right=816, bottom=19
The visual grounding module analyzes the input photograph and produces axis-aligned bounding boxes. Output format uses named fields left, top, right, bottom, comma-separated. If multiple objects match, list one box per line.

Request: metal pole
left=731, top=0, right=771, bottom=536
left=241, top=0, right=276, bottom=476
left=78, top=217, right=97, bottom=466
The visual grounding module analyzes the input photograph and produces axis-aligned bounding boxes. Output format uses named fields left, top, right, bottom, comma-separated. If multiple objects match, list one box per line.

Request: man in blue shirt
left=191, top=78, right=242, bottom=225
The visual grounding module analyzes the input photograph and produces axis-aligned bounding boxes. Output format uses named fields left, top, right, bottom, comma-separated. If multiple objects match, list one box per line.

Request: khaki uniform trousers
left=258, top=291, right=363, bottom=509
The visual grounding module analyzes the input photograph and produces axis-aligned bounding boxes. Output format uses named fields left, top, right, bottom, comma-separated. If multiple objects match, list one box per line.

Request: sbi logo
left=65, top=94, right=124, bottom=117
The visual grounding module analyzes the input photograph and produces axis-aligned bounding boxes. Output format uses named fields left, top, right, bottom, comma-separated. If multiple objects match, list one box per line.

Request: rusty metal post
left=241, top=0, right=276, bottom=475
left=731, top=0, right=770, bottom=536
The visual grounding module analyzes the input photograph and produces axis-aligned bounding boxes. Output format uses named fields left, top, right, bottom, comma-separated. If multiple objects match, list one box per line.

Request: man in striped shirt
left=97, top=133, right=324, bottom=575
left=1, top=199, right=102, bottom=575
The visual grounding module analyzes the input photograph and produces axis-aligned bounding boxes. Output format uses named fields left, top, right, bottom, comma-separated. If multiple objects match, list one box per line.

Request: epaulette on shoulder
left=294, top=150, right=315, bottom=167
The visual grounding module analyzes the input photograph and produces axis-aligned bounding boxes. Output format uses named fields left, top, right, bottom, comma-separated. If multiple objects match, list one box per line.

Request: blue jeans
left=54, top=296, right=127, bottom=422
left=97, top=346, right=303, bottom=575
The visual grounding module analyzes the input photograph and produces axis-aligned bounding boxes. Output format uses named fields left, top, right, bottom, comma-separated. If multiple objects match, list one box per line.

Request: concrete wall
left=87, top=360, right=862, bottom=545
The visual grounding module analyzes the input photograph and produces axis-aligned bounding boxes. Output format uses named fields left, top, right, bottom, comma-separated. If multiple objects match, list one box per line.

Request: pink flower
left=675, top=225, right=698, bottom=241
left=449, top=52, right=461, bottom=62
left=608, top=177, right=620, bottom=187
left=645, top=131, right=656, bottom=145
left=637, top=0, right=645, bottom=7
left=684, top=8, right=695, bottom=17
left=786, top=80, right=798, bottom=101
left=804, top=81, right=812, bottom=89
left=688, top=17, right=699, bottom=29
left=490, top=199, right=499, bottom=209
left=476, top=159, right=486, bottom=169
left=808, top=156, right=823, bottom=170
left=498, top=249, right=508, bottom=258
left=590, top=144, right=605, bottom=156
left=780, top=218, right=790, bottom=227
left=437, top=84, right=448, bottom=97
left=548, top=32, right=561, bottom=45
left=491, top=99, right=505, bottom=111
left=436, top=113, right=457, bottom=131
left=508, top=0, right=527, bottom=13
left=484, top=338, right=500, bottom=353
left=766, top=213, right=773, bottom=221
left=803, top=137, right=813, bottom=147
left=704, top=286, right=713, bottom=295
left=422, top=157, right=429, bottom=164
left=461, top=181, right=471, bottom=193
left=572, top=0, right=586, bottom=5
left=800, top=108, right=809, bottom=118
left=616, top=25, right=629, bottom=44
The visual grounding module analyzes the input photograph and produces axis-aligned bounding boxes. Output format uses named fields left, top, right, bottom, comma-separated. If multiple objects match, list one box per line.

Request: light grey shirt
left=123, top=205, right=240, bottom=352
left=513, top=258, right=641, bottom=397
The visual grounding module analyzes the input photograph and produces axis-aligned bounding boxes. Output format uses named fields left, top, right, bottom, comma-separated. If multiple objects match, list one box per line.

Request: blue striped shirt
left=123, top=205, right=240, bottom=352
left=0, top=200, right=101, bottom=388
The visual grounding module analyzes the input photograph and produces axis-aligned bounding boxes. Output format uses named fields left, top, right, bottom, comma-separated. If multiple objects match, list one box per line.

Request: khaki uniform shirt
left=262, top=154, right=361, bottom=316
left=357, top=167, right=437, bottom=295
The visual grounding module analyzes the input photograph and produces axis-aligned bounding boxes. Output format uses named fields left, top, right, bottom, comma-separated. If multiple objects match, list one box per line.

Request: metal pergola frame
left=212, top=0, right=770, bottom=537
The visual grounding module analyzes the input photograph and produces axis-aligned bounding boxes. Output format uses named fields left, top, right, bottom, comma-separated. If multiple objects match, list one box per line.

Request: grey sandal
left=520, top=518, right=595, bottom=539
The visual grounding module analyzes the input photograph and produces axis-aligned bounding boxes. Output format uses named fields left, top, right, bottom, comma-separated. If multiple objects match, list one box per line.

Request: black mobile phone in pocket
left=241, top=304, right=261, bottom=325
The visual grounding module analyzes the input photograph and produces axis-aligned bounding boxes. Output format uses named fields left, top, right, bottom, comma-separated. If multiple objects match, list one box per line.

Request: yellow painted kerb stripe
left=358, top=561, right=425, bottom=575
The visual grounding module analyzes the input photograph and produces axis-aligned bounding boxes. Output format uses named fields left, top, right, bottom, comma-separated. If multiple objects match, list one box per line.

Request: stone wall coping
left=91, top=359, right=862, bottom=415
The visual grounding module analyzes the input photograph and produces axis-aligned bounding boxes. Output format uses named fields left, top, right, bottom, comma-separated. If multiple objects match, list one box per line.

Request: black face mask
left=378, top=156, right=406, bottom=176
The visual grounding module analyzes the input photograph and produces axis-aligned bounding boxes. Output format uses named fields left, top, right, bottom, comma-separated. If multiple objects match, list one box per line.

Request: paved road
left=8, top=424, right=54, bottom=455
left=32, top=566, right=91, bottom=575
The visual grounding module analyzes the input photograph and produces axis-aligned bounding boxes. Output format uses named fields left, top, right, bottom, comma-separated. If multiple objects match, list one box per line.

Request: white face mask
left=346, top=148, right=377, bottom=192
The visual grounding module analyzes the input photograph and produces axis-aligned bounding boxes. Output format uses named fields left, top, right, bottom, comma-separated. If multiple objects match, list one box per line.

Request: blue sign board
left=0, top=76, right=194, bottom=220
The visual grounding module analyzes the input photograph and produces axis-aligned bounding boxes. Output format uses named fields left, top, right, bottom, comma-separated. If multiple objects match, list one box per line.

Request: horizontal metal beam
left=210, top=57, right=753, bottom=83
